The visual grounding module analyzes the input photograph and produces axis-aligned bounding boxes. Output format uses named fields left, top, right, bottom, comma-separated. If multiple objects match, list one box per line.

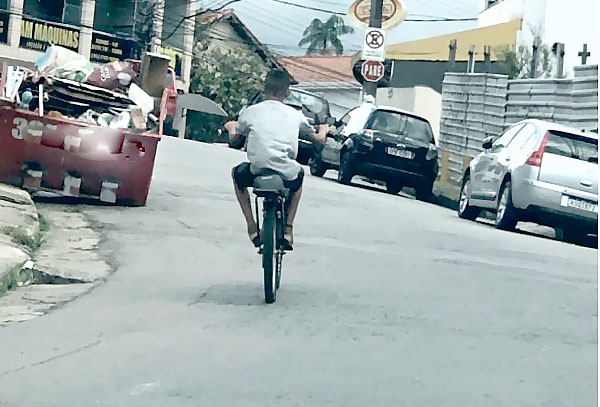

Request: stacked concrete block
left=439, top=73, right=508, bottom=184
left=572, top=65, right=598, bottom=132
left=505, top=65, right=598, bottom=132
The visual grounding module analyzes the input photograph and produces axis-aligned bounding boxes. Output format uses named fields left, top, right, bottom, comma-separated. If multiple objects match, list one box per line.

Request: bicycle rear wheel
left=262, top=205, right=277, bottom=304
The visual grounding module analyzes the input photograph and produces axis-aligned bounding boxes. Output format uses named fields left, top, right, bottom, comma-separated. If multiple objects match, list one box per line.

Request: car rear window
left=284, top=91, right=328, bottom=116
left=367, top=111, right=434, bottom=143
left=545, top=131, right=598, bottom=163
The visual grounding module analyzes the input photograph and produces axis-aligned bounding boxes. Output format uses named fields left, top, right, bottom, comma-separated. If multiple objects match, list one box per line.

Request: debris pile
left=3, top=45, right=175, bottom=133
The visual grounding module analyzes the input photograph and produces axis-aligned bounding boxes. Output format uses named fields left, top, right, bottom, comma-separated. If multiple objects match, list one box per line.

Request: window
left=93, top=0, right=136, bottom=36
left=491, top=123, right=525, bottom=152
left=545, top=131, right=598, bottom=163
left=24, top=0, right=81, bottom=25
left=507, top=123, right=537, bottom=151
left=486, top=0, right=501, bottom=9
left=366, top=111, right=434, bottom=143
left=0, top=0, right=7, bottom=10
left=284, top=90, right=329, bottom=119
left=339, top=108, right=357, bottom=125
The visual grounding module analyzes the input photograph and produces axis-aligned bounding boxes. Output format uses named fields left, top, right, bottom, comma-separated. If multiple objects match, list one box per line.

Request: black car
left=243, top=88, right=333, bottom=165
left=310, top=106, right=439, bottom=200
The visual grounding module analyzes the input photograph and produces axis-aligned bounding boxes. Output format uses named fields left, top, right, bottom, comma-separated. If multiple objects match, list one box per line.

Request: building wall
left=389, top=60, right=507, bottom=93
left=204, top=19, right=254, bottom=54
left=0, top=0, right=195, bottom=90
left=478, top=0, right=526, bottom=29
left=376, top=86, right=442, bottom=145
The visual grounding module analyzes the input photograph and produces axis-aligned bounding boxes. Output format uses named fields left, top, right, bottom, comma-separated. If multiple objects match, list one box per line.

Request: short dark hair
left=264, top=69, right=290, bottom=97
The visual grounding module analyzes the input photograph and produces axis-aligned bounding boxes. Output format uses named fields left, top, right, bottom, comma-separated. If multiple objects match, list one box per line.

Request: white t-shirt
left=238, top=100, right=313, bottom=181
left=342, top=102, right=376, bottom=137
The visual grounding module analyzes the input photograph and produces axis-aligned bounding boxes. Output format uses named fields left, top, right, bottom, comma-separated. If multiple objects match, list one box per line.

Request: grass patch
left=38, top=214, right=50, bottom=233
left=1, top=225, right=36, bottom=249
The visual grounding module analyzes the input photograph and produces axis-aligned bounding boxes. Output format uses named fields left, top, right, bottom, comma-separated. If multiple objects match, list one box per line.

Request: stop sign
left=361, top=60, right=385, bottom=82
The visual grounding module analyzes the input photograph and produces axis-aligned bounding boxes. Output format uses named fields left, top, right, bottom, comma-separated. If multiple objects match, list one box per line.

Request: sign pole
left=364, top=0, right=383, bottom=98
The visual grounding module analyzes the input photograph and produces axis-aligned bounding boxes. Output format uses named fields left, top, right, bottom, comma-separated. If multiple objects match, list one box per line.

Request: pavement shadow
left=188, top=284, right=321, bottom=307
left=475, top=217, right=598, bottom=249
left=33, top=195, right=117, bottom=207
left=189, top=284, right=267, bottom=307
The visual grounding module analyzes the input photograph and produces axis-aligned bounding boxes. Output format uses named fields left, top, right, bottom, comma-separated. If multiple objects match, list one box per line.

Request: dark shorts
left=232, top=162, right=304, bottom=193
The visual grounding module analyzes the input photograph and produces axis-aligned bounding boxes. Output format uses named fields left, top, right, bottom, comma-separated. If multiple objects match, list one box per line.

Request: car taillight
left=526, top=131, right=549, bottom=166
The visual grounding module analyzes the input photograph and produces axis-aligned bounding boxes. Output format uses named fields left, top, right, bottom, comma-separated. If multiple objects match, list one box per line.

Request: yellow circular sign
left=347, top=0, right=407, bottom=30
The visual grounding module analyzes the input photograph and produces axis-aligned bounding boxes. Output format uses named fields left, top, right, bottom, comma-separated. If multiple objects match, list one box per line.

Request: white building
left=0, top=0, right=197, bottom=90
left=478, top=0, right=598, bottom=76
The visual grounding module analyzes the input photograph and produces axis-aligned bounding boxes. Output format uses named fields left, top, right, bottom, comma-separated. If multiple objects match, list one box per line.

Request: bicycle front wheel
left=262, top=205, right=277, bottom=304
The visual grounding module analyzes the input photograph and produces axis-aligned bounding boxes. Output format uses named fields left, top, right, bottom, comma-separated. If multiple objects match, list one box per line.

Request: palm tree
left=298, top=14, right=355, bottom=55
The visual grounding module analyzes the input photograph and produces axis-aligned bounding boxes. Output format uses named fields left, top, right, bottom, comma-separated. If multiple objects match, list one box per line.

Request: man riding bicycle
left=226, top=69, right=330, bottom=250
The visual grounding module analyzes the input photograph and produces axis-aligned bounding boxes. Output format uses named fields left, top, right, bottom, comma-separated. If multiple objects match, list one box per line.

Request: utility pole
left=553, top=42, right=565, bottom=78
left=364, top=0, right=383, bottom=98
left=484, top=45, right=491, bottom=72
left=530, top=40, right=540, bottom=78
left=448, top=39, right=457, bottom=69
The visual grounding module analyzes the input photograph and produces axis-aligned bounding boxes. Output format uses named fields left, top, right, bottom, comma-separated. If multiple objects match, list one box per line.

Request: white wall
left=542, top=0, right=598, bottom=75
left=477, top=0, right=597, bottom=76
left=376, top=86, right=442, bottom=145
left=478, top=0, right=526, bottom=28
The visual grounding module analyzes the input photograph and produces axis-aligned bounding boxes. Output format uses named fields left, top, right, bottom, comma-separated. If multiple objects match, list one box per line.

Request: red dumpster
left=0, top=107, right=160, bottom=206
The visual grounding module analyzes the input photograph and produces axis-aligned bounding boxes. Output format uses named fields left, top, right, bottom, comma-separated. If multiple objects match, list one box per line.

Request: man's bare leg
left=286, top=186, right=302, bottom=226
left=283, top=186, right=302, bottom=248
left=234, top=185, right=256, bottom=229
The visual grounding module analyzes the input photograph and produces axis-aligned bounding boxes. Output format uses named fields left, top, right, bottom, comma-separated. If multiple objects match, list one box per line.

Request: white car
left=458, top=119, right=598, bottom=244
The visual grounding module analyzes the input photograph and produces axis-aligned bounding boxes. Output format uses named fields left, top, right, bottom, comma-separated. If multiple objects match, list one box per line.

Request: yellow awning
left=353, top=19, right=522, bottom=64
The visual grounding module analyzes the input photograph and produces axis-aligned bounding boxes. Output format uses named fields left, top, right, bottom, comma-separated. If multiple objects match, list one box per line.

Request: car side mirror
left=482, top=136, right=494, bottom=150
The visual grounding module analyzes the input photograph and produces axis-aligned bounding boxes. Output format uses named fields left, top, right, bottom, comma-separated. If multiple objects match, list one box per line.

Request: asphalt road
left=0, top=137, right=597, bottom=407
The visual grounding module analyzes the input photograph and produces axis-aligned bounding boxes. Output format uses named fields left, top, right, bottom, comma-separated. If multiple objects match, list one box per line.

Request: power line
left=235, top=4, right=302, bottom=37
left=270, top=0, right=478, bottom=21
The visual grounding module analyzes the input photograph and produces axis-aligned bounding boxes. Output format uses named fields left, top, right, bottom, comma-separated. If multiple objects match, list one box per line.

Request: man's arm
left=299, top=120, right=329, bottom=145
left=227, top=107, right=252, bottom=149
left=225, top=121, right=245, bottom=150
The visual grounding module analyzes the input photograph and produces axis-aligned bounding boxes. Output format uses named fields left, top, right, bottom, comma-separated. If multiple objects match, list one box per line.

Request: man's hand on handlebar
left=312, top=124, right=331, bottom=146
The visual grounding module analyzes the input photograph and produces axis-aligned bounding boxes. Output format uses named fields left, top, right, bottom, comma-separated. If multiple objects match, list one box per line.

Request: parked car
left=243, top=87, right=333, bottom=165
left=310, top=105, right=439, bottom=201
left=458, top=119, right=598, bottom=243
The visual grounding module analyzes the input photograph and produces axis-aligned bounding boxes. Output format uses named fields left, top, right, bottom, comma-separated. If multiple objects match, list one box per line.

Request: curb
left=0, top=183, right=40, bottom=297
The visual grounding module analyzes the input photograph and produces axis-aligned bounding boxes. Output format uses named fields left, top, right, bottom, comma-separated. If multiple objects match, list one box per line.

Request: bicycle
left=253, top=172, right=289, bottom=304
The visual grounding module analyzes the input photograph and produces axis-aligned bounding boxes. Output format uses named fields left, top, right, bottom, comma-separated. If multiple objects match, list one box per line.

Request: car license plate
left=386, top=147, right=414, bottom=159
left=561, top=195, right=598, bottom=213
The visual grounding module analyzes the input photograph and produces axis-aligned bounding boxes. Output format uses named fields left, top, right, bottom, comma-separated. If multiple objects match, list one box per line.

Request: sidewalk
left=0, top=184, right=40, bottom=295
left=0, top=184, right=111, bottom=326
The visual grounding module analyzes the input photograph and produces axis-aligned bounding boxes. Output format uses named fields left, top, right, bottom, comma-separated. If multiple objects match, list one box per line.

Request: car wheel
left=415, top=179, right=435, bottom=202
left=495, top=180, right=518, bottom=230
left=386, top=181, right=403, bottom=195
left=458, top=175, right=481, bottom=220
left=338, top=151, right=354, bottom=185
left=309, top=157, right=328, bottom=177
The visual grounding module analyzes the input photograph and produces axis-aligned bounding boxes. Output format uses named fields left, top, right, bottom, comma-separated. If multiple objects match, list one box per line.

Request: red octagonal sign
left=361, top=60, right=385, bottom=82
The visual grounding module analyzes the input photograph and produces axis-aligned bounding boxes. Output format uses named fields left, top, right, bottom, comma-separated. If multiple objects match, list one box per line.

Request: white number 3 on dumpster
left=12, top=117, right=27, bottom=140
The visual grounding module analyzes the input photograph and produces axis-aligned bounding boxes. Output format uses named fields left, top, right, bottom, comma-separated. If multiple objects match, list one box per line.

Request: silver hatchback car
left=458, top=119, right=598, bottom=243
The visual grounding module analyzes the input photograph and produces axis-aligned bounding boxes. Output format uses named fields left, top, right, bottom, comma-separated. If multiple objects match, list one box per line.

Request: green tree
left=298, top=14, right=354, bottom=55
left=498, top=29, right=554, bottom=79
left=189, top=46, right=269, bottom=142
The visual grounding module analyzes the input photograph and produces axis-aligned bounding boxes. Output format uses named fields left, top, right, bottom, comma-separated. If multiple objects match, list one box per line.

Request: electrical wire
left=270, top=0, right=478, bottom=21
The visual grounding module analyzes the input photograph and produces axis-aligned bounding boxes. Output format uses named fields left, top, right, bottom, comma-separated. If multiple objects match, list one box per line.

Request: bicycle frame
left=255, top=192, right=286, bottom=303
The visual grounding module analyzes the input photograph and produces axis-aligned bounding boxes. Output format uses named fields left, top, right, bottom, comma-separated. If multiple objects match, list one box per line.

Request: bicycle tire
left=262, top=204, right=277, bottom=304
